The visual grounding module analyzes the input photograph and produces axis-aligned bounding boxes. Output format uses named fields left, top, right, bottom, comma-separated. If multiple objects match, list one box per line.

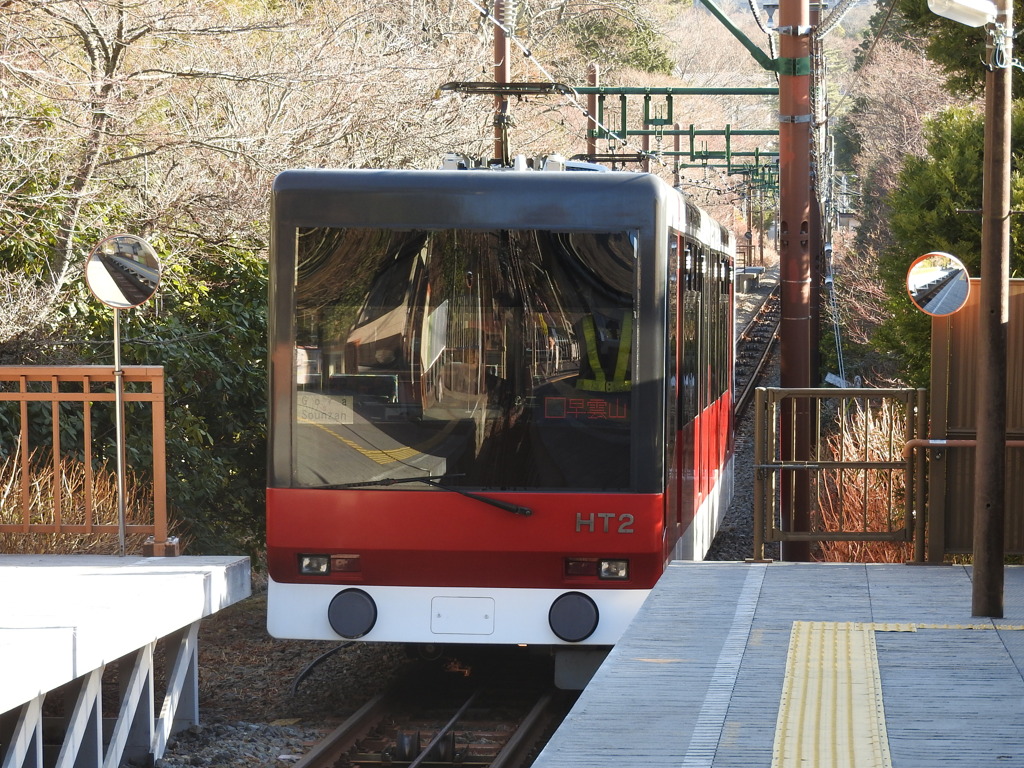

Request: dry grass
left=0, top=446, right=159, bottom=555
left=816, top=398, right=915, bottom=563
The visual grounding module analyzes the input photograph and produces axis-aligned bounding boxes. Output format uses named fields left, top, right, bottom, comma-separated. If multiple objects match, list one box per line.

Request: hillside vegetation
left=0, top=0, right=890, bottom=554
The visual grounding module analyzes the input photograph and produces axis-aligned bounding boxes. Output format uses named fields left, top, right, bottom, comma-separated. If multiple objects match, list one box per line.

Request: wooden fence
left=0, top=366, right=177, bottom=555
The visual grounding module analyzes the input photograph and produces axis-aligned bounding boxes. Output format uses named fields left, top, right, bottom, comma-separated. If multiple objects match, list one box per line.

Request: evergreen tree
left=873, top=103, right=1024, bottom=386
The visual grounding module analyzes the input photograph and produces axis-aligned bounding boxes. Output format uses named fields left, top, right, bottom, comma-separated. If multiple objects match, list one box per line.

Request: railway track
left=293, top=655, right=576, bottom=768
left=734, top=285, right=780, bottom=418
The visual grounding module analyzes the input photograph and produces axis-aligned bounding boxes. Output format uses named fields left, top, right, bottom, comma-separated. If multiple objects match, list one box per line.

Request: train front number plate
left=430, top=597, right=495, bottom=635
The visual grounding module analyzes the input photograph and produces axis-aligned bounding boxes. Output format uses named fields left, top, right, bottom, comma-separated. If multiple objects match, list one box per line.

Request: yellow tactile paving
left=772, top=622, right=892, bottom=768
left=300, top=419, right=421, bottom=464
left=772, top=619, right=1024, bottom=768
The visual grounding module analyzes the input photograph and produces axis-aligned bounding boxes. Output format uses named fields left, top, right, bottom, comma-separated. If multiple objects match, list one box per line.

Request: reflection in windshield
left=292, top=228, right=636, bottom=492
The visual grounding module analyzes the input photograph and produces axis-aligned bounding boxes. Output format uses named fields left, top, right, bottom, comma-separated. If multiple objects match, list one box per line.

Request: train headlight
left=298, top=554, right=330, bottom=575
left=564, top=558, right=630, bottom=580
left=599, top=559, right=629, bottom=580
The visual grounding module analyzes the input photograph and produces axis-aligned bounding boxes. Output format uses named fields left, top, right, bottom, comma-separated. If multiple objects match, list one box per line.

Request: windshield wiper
left=309, top=475, right=533, bottom=516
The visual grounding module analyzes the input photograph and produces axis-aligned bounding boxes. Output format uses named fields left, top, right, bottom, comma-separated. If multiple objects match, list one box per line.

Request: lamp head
left=928, top=0, right=996, bottom=26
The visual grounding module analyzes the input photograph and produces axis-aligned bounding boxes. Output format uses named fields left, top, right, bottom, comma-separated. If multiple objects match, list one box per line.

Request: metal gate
left=752, top=387, right=928, bottom=562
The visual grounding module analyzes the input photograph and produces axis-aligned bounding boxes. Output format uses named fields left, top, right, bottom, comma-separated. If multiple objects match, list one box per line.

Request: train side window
left=700, top=246, right=710, bottom=412
left=713, top=255, right=720, bottom=404
left=680, top=239, right=699, bottom=425
left=718, top=257, right=730, bottom=398
left=667, top=233, right=679, bottom=433
left=707, top=257, right=716, bottom=403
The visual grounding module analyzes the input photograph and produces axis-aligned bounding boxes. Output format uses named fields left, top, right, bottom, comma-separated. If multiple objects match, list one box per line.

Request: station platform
left=0, top=554, right=250, bottom=768
left=735, top=262, right=778, bottom=338
left=534, top=562, right=1024, bottom=768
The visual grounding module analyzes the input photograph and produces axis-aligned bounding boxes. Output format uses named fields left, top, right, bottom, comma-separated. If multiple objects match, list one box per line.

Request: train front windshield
left=291, top=227, right=636, bottom=492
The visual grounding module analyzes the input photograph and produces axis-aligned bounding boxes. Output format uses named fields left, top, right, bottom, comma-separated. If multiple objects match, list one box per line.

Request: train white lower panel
left=676, top=454, right=736, bottom=561
left=267, top=580, right=650, bottom=646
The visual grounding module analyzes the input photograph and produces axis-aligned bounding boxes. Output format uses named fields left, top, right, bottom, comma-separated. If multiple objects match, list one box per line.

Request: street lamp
left=928, top=0, right=1010, bottom=618
left=927, top=0, right=995, bottom=26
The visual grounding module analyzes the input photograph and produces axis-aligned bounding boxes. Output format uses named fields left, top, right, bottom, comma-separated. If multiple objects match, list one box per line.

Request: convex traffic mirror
left=906, top=252, right=970, bottom=316
left=85, top=234, right=161, bottom=308
left=83, top=233, right=161, bottom=557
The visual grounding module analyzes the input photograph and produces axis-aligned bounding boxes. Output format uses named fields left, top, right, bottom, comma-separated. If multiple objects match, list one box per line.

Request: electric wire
left=463, top=0, right=664, bottom=165
left=827, top=0, right=900, bottom=118
left=806, top=0, right=846, bottom=385
left=989, top=22, right=1018, bottom=71
left=462, top=0, right=781, bottom=195
left=816, top=0, right=861, bottom=40
left=746, top=0, right=779, bottom=62
left=826, top=262, right=847, bottom=386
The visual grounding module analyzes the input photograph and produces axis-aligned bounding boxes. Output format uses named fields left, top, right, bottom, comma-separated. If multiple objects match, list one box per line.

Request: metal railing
left=753, top=387, right=927, bottom=562
left=0, top=366, right=177, bottom=555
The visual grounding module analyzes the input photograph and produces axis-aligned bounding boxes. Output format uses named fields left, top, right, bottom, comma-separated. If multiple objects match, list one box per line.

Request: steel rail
left=489, top=689, right=569, bottom=768
left=407, top=690, right=481, bottom=768
left=291, top=675, right=568, bottom=768
left=735, top=286, right=781, bottom=418
left=290, top=691, right=393, bottom=768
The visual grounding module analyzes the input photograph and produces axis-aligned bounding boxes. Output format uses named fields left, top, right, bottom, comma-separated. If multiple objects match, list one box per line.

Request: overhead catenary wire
left=824, top=252, right=847, bottom=386
left=462, top=0, right=782, bottom=188
left=826, top=0, right=900, bottom=118
left=746, top=0, right=778, bottom=62
left=816, top=0, right=862, bottom=39
left=462, top=0, right=665, bottom=165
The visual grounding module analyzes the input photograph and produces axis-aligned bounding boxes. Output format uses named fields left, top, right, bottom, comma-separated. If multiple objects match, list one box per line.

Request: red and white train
left=266, top=160, right=734, bottom=685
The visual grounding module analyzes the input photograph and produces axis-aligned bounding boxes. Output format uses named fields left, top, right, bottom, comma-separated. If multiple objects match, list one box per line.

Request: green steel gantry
left=572, top=85, right=779, bottom=184
left=439, top=80, right=780, bottom=187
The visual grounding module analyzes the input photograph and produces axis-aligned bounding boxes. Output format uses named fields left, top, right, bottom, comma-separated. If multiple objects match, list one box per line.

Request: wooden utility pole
left=973, top=4, right=1012, bottom=617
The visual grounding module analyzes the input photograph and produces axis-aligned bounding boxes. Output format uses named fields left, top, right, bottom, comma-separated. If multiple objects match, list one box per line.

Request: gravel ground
left=156, top=268, right=781, bottom=767
left=704, top=355, right=780, bottom=562
left=154, top=588, right=413, bottom=767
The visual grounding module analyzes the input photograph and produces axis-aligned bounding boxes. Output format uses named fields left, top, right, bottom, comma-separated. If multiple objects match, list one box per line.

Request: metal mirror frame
left=906, top=251, right=971, bottom=317
left=85, top=234, right=162, bottom=309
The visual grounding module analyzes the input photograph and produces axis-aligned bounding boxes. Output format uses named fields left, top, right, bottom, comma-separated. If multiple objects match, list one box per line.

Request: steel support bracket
left=697, top=0, right=777, bottom=71
left=775, top=25, right=814, bottom=35
left=439, top=81, right=576, bottom=97
left=774, top=56, right=812, bottom=76
left=569, top=152, right=648, bottom=165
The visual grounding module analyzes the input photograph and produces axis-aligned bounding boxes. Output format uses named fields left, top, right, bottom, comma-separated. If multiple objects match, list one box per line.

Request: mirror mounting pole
left=112, top=308, right=128, bottom=555
left=85, top=235, right=162, bottom=557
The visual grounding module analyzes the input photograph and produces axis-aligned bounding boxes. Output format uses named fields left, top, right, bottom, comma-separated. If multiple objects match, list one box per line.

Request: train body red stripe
left=267, top=488, right=666, bottom=589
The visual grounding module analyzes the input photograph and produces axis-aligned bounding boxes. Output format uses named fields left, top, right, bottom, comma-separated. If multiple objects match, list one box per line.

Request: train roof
left=273, top=167, right=733, bottom=254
